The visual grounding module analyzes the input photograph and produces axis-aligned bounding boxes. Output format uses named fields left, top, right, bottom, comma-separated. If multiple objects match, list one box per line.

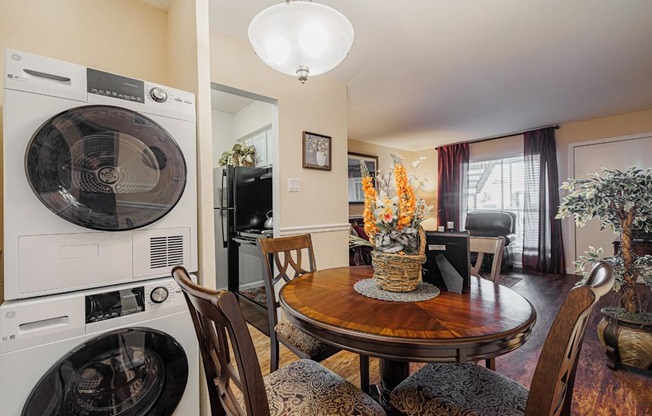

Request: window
left=465, top=156, right=526, bottom=262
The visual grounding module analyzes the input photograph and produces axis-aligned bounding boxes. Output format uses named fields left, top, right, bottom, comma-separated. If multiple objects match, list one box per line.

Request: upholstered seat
left=171, top=266, right=385, bottom=416
left=274, top=322, right=330, bottom=356
left=390, top=261, right=614, bottom=416
left=245, top=359, right=384, bottom=416
left=390, top=363, right=528, bottom=416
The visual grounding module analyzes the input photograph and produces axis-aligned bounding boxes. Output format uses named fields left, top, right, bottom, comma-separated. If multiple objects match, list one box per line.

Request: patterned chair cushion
left=238, top=359, right=385, bottom=415
left=275, top=321, right=330, bottom=356
left=389, top=363, right=528, bottom=416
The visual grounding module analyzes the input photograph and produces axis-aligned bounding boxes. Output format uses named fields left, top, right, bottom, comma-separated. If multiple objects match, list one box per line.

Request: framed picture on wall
left=348, top=152, right=378, bottom=204
left=302, top=132, right=332, bottom=170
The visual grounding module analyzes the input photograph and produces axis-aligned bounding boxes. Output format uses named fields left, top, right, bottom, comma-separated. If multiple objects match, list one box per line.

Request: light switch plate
left=288, top=178, right=300, bottom=192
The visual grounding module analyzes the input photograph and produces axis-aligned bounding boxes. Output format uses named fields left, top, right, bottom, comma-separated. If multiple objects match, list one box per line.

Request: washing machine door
left=22, top=327, right=189, bottom=416
left=25, top=105, right=187, bottom=231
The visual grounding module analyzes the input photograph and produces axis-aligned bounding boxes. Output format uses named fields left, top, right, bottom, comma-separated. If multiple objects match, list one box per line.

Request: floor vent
left=150, top=235, right=184, bottom=269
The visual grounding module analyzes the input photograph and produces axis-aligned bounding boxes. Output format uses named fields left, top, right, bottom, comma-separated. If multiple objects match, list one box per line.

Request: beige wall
left=348, top=139, right=438, bottom=226
left=166, top=0, right=215, bottom=293
left=556, top=108, right=652, bottom=272
left=209, top=32, right=350, bottom=269
left=417, top=108, right=652, bottom=272
left=0, top=0, right=171, bottom=303
left=0, top=0, right=168, bottom=86
left=556, top=108, right=652, bottom=184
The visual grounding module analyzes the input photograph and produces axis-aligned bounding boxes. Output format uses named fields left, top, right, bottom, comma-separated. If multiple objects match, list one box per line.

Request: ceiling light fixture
left=248, top=0, right=354, bottom=83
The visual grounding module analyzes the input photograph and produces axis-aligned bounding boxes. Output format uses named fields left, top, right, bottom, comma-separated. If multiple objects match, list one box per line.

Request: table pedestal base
left=379, top=359, right=410, bottom=411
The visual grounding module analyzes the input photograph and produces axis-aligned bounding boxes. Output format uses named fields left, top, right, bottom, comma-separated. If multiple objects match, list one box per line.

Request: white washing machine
left=3, top=49, right=198, bottom=300
left=0, top=277, right=199, bottom=415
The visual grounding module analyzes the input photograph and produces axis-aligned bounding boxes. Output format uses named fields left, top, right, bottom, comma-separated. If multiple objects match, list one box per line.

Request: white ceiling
left=210, top=1, right=652, bottom=151
left=210, top=89, right=255, bottom=114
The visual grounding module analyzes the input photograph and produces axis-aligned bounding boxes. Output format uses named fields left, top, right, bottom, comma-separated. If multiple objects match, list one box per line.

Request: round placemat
left=353, top=278, right=440, bottom=302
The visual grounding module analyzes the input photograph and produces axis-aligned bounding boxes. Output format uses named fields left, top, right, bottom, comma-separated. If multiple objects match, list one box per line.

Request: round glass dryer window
left=26, top=105, right=187, bottom=231
left=22, top=327, right=189, bottom=416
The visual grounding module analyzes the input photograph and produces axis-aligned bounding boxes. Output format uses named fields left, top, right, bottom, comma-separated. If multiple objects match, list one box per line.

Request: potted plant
left=218, top=142, right=256, bottom=167
left=556, top=166, right=652, bottom=370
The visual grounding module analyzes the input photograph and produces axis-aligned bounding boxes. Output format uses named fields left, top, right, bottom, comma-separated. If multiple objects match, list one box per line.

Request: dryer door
left=22, top=327, right=188, bottom=416
left=25, top=105, right=187, bottom=231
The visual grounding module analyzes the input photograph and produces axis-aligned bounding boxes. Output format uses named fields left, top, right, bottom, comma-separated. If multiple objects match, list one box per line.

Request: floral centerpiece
left=358, top=153, right=433, bottom=291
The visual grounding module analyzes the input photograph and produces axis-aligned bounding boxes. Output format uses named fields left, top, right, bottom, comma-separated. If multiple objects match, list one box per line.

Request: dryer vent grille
left=150, top=235, right=184, bottom=269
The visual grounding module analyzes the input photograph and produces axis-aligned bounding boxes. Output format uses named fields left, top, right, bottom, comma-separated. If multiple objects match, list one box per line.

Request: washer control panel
left=85, top=287, right=145, bottom=323
left=84, top=279, right=181, bottom=324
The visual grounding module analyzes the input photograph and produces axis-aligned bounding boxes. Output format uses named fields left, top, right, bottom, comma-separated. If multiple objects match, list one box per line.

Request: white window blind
left=465, top=156, right=526, bottom=263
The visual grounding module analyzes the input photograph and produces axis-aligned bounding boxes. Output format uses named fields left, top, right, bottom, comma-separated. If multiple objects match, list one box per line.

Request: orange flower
left=361, top=175, right=379, bottom=238
left=394, top=161, right=416, bottom=229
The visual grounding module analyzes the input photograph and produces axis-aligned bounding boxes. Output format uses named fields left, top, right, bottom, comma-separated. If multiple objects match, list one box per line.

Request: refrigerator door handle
left=221, top=209, right=228, bottom=248
left=221, top=169, right=229, bottom=248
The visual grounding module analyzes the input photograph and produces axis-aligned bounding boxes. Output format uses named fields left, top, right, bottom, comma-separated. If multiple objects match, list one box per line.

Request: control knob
left=150, top=286, right=169, bottom=303
left=150, top=87, right=168, bottom=102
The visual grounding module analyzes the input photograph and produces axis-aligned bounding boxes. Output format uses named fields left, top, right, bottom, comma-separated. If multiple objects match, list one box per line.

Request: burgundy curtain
left=437, top=143, right=469, bottom=231
left=522, top=127, right=565, bottom=274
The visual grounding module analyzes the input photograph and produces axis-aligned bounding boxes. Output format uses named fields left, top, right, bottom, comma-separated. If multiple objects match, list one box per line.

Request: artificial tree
left=557, top=166, right=652, bottom=322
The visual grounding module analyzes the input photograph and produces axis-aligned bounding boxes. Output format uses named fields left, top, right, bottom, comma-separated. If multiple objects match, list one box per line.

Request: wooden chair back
left=469, top=236, right=506, bottom=281
left=171, top=266, right=270, bottom=416
left=525, top=261, right=614, bottom=416
left=257, top=234, right=317, bottom=312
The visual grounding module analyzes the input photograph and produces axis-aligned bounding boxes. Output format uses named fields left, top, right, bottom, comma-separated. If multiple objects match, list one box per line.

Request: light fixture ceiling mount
left=248, top=0, right=354, bottom=83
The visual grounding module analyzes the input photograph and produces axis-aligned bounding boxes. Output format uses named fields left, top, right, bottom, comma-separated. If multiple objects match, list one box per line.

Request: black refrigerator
left=213, top=165, right=272, bottom=292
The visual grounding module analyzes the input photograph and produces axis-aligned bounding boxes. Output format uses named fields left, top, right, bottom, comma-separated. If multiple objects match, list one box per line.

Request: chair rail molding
left=280, top=223, right=350, bottom=236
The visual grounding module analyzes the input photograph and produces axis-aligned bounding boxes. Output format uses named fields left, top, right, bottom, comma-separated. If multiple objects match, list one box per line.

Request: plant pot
left=597, top=313, right=652, bottom=371
left=372, top=251, right=426, bottom=292
left=371, top=228, right=427, bottom=292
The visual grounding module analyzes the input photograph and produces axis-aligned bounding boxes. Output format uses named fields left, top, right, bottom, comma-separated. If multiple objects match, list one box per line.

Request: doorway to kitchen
left=211, top=83, right=278, bottom=335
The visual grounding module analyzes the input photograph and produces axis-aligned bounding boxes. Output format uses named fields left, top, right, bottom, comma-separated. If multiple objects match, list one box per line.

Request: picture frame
left=348, top=152, right=378, bottom=204
left=302, top=131, right=332, bottom=171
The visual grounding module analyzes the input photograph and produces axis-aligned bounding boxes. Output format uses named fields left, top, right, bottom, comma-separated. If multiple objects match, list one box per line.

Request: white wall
left=234, top=101, right=273, bottom=139
left=212, top=110, right=235, bottom=168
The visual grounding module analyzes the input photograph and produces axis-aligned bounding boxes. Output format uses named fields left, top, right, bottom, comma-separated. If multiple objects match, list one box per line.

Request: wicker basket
left=372, top=228, right=427, bottom=292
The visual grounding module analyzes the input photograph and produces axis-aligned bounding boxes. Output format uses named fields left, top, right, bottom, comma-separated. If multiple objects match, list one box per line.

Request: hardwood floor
left=247, top=269, right=652, bottom=415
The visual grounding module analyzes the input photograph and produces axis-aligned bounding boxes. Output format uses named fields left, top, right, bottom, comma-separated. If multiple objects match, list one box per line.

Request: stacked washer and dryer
left=0, top=49, right=200, bottom=415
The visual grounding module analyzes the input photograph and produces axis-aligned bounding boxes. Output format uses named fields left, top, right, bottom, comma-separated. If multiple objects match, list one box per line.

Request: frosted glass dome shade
left=248, top=1, right=354, bottom=82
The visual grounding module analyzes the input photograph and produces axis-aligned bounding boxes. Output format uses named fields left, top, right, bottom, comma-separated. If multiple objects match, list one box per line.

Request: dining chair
left=171, top=266, right=385, bottom=416
left=389, top=261, right=614, bottom=416
left=257, top=234, right=371, bottom=392
left=469, top=235, right=506, bottom=370
left=469, top=236, right=506, bottom=282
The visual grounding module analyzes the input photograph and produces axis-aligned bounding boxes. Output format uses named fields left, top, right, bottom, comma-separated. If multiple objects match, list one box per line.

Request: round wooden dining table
left=279, top=265, right=537, bottom=405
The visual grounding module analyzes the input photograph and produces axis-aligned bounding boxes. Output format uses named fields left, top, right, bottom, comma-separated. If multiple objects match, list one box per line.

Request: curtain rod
left=435, top=124, right=560, bottom=149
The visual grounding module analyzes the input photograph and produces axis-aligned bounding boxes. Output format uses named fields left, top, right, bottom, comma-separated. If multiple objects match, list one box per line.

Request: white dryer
left=3, top=49, right=198, bottom=300
left=0, top=277, right=199, bottom=416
